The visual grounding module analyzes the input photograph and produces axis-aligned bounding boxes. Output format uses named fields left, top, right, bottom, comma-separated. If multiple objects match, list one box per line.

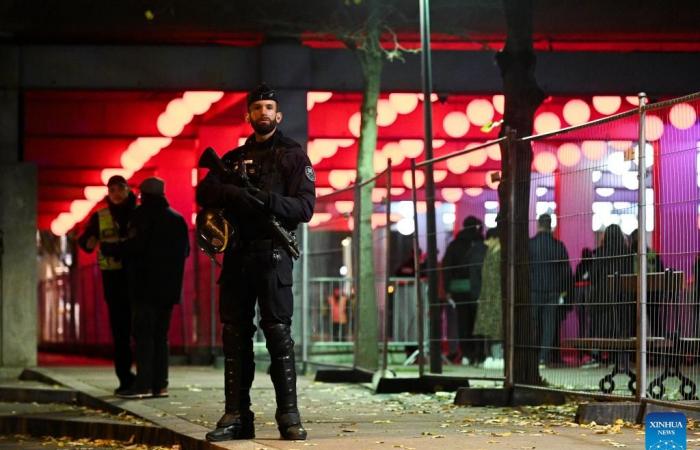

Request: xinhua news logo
left=645, top=412, right=687, bottom=450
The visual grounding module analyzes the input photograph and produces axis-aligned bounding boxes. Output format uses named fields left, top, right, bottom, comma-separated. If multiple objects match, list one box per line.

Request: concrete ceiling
left=1, top=0, right=699, bottom=48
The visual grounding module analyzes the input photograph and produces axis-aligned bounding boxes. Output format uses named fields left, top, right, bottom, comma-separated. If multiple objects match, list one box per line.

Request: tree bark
left=352, top=1, right=382, bottom=371
left=497, top=0, right=545, bottom=385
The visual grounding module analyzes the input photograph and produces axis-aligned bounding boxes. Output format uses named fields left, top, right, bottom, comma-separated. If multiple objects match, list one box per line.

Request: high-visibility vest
left=97, top=208, right=122, bottom=270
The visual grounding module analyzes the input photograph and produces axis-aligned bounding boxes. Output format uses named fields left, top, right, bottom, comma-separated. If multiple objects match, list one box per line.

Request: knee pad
left=222, top=323, right=256, bottom=351
left=222, top=324, right=243, bottom=350
left=262, top=323, right=294, bottom=357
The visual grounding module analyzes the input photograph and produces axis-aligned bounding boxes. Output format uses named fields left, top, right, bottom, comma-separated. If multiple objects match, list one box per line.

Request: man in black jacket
left=197, top=84, right=315, bottom=441
left=109, top=177, right=190, bottom=399
left=529, top=214, right=571, bottom=366
left=78, top=175, right=137, bottom=394
left=442, top=216, right=487, bottom=364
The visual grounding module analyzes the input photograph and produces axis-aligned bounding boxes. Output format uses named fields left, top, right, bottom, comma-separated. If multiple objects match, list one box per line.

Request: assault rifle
left=198, top=147, right=300, bottom=259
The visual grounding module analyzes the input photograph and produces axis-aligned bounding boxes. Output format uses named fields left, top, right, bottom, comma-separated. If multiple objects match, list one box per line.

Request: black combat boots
left=206, top=326, right=257, bottom=442
left=264, top=323, right=308, bottom=440
left=205, top=410, right=255, bottom=441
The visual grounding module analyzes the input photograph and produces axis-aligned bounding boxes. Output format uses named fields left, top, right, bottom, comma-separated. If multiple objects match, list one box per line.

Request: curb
left=0, top=414, right=169, bottom=446
left=19, top=368, right=287, bottom=450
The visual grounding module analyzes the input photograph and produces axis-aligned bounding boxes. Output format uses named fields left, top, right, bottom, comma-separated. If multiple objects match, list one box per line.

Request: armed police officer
left=197, top=84, right=315, bottom=442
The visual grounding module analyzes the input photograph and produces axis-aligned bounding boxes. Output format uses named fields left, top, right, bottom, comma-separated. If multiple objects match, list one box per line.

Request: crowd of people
left=438, top=213, right=667, bottom=369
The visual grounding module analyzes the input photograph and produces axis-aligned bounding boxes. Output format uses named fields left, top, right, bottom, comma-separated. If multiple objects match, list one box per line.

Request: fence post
left=636, top=92, right=649, bottom=401
left=300, top=222, right=310, bottom=372
left=382, top=163, right=393, bottom=373
left=410, top=159, right=425, bottom=377
left=505, top=128, right=517, bottom=390
left=352, top=178, right=362, bottom=369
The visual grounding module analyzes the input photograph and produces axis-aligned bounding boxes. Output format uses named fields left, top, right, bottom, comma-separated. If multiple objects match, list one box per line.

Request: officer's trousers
left=219, top=247, right=297, bottom=418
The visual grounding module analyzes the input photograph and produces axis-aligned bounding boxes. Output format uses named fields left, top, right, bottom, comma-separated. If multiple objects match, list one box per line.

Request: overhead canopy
left=26, top=89, right=670, bottom=234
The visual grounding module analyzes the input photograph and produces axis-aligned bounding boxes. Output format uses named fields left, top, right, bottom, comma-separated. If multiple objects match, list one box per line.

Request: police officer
left=78, top=175, right=137, bottom=394
left=197, top=84, right=315, bottom=441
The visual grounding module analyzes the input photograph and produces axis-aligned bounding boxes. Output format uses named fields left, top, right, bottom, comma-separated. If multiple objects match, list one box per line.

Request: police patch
left=304, top=166, right=316, bottom=182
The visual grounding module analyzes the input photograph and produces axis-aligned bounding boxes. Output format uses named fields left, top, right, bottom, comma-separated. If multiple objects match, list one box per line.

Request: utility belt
left=237, top=239, right=279, bottom=251
left=236, top=239, right=287, bottom=265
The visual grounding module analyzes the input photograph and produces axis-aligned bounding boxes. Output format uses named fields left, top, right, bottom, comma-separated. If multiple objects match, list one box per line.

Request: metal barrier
left=641, top=93, right=700, bottom=403
left=516, top=103, right=642, bottom=396
left=303, top=165, right=399, bottom=373
left=37, top=231, right=222, bottom=355
left=400, top=92, right=700, bottom=403
left=508, top=92, right=700, bottom=404
left=408, top=138, right=508, bottom=382
left=302, top=275, right=428, bottom=368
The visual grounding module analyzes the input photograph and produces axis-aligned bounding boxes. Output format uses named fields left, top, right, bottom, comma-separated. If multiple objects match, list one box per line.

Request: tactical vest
left=97, top=208, right=122, bottom=270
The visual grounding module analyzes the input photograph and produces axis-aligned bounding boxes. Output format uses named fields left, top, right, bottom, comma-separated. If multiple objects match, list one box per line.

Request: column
left=0, top=45, right=38, bottom=371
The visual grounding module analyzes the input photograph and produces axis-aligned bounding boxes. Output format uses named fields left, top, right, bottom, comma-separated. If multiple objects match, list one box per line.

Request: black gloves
left=197, top=179, right=242, bottom=208
left=245, top=187, right=270, bottom=209
left=196, top=176, right=270, bottom=211
left=221, top=184, right=244, bottom=203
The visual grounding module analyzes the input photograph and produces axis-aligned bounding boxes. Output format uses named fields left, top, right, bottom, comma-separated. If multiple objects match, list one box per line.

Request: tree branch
left=382, top=25, right=420, bottom=62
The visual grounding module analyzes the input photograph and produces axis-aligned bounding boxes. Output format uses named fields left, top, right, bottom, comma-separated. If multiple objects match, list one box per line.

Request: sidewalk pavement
left=7, top=365, right=653, bottom=450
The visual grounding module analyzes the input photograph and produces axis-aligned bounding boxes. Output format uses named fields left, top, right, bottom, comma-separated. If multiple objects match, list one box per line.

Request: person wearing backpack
left=442, top=216, right=487, bottom=365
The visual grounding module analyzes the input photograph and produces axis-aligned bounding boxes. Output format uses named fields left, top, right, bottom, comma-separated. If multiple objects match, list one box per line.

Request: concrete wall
left=0, top=45, right=38, bottom=371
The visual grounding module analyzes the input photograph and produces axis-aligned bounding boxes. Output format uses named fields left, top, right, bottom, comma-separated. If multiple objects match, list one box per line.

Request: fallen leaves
left=582, top=419, right=626, bottom=435
left=601, top=438, right=627, bottom=447
left=40, top=435, right=179, bottom=449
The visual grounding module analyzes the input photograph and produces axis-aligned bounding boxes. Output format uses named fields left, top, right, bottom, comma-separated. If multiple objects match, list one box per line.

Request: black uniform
left=196, top=129, right=315, bottom=440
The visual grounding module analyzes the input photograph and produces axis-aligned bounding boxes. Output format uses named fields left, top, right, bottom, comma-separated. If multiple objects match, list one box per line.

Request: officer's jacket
left=197, top=130, right=316, bottom=243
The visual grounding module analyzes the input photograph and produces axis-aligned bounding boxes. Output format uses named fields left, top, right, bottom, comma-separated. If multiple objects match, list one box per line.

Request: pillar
left=0, top=45, right=38, bottom=373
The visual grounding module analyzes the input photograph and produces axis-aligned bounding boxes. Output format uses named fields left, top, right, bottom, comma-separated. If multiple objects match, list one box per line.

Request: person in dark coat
left=574, top=247, right=594, bottom=340
left=107, top=177, right=190, bottom=399
left=442, top=216, right=487, bottom=364
left=629, top=228, right=665, bottom=337
left=77, top=175, right=137, bottom=394
left=529, top=214, right=572, bottom=366
left=590, top=224, right=633, bottom=339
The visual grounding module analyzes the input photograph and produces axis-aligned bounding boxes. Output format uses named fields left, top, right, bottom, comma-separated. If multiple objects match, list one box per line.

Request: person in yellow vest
left=78, top=175, right=137, bottom=394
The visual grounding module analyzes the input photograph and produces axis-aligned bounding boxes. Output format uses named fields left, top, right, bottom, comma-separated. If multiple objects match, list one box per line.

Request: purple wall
left=658, top=123, right=700, bottom=278
left=557, top=168, right=596, bottom=269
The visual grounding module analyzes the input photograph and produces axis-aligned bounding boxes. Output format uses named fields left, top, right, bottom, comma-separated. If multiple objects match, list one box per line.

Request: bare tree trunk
left=497, top=0, right=545, bottom=385
left=352, top=2, right=382, bottom=371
